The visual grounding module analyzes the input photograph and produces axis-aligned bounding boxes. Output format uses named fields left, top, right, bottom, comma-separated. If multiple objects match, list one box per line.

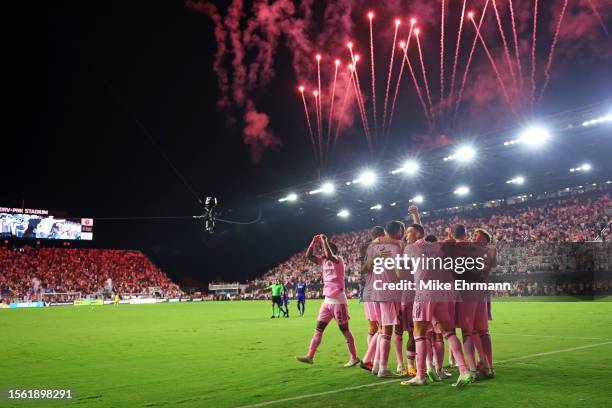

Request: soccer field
left=2, top=299, right=612, bottom=408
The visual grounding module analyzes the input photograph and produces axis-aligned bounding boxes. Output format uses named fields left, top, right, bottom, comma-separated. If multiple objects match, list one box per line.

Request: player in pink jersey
left=450, top=224, right=492, bottom=379
left=295, top=234, right=360, bottom=367
left=472, top=228, right=496, bottom=378
left=362, top=220, right=404, bottom=377
left=359, top=226, right=385, bottom=372
left=401, top=236, right=473, bottom=387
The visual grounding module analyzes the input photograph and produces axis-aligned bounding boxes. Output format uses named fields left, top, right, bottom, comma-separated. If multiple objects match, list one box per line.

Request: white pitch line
left=235, top=340, right=612, bottom=408
left=494, top=333, right=611, bottom=341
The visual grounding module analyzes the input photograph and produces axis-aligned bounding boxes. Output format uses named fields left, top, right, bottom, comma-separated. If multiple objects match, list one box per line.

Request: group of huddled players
left=295, top=204, right=495, bottom=387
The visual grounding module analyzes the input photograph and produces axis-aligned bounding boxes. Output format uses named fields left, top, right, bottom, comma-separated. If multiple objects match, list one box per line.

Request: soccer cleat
left=426, top=368, right=442, bottom=382
left=377, top=367, right=394, bottom=378
left=270, top=315, right=275, bottom=318
left=295, top=355, right=314, bottom=365
left=344, top=356, right=361, bottom=368
left=396, top=364, right=406, bottom=376
left=371, top=364, right=380, bottom=376
left=478, top=366, right=495, bottom=379
left=452, top=372, right=475, bottom=387
left=406, top=367, right=417, bottom=377
left=400, top=376, right=428, bottom=386
left=360, top=361, right=373, bottom=371
left=436, top=368, right=452, bottom=379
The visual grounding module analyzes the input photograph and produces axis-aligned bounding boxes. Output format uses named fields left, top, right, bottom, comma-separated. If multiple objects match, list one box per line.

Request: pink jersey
left=317, top=255, right=346, bottom=298
left=363, top=236, right=403, bottom=302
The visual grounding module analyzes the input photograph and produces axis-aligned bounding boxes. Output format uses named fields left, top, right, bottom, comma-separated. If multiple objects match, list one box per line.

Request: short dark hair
left=452, top=224, right=467, bottom=239
left=385, top=220, right=405, bottom=237
left=408, top=223, right=425, bottom=237
left=424, top=234, right=438, bottom=242
left=328, top=242, right=338, bottom=254
left=371, top=226, right=385, bottom=239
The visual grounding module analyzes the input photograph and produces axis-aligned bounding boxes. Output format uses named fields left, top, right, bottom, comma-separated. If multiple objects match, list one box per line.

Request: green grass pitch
left=2, top=299, right=612, bottom=407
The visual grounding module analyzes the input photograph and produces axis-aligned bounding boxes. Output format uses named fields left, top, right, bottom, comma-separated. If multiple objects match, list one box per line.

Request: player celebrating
left=295, top=234, right=360, bottom=367
left=296, top=277, right=307, bottom=317
left=472, top=228, right=496, bottom=377
left=401, top=235, right=473, bottom=387
left=363, top=221, right=405, bottom=377
left=268, top=279, right=284, bottom=318
left=359, top=226, right=385, bottom=372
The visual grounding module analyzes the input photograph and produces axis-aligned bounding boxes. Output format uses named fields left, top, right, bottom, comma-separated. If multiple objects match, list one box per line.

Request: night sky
left=11, top=1, right=612, bottom=287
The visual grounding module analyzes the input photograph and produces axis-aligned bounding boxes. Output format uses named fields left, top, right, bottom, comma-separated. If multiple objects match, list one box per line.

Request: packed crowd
left=247, top=192, right=611, bottom=298
left=0, top=247, right=182, bottom=299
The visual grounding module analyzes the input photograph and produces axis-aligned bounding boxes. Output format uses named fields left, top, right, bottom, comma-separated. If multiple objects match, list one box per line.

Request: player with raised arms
left=295, top=234, right=360, bottom=367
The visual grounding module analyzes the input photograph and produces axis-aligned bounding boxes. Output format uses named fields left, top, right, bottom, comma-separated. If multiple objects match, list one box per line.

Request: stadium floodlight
left=519, top=126, right=550, bottom=146
left=309, top=182, right=335, bottom=195
left=390, top=202, right=397, bottom=207
left=570, top=163, right=592, bottom=172
left=581, top=113, right=612, bottom=127
left=337, top=209, right=350, bottom=218
left=370, top=204, right=382, bottom=210
left=454, top=186, right=470, bottom=196
left=353, top=170, right=377, bottom=186
left=391, top=160, right=419, bottom=175
left=278, top=193, right=298, bottom=202
left=444, top=145, right=476, bottom=163
left=411, top=195, right=424, bottom=204
left=506, top=176, right=525, bottom=185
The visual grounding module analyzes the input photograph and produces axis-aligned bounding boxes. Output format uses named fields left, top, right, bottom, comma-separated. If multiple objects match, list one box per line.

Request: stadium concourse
left=0, top=248, right=181, bottom=303
left=245, top=186, right=611, bottom=300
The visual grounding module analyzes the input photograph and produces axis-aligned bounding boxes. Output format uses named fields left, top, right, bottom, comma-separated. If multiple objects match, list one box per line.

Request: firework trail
left=350, top=62, right=373, bottom=150
left=368, top=12, right=378, bottom=140
left=508, top=0, right=523, bottom=98
left=326, top=59, right=340, bottom=157
left=539, top=0, right=568, bottom=102
left=299, top=86, right=318, bottom=162
left=587, top=0, right=611, bottom=38
left=316, top=54, right=323, bottom=159
left=387, top=22, right=416, bottom=136
left=440, top=0, right=445, bottom=106
left=415, top=29, right=435, bottom=122
left=469, top=15, right=513, bottom=109
left=448, top=0, right=467, bottom=106
left=312, top=90, right=323, bottom=162
left=348, top=45, right=372, bottom=145
left=531, top=0, right=539, bottom=112
left=333, top=66, right=355, bottom=149
left=382, top=19, right=400, bottom=137
left=455, top=0, right=490, bottom=118
left=401, top=39, right=433, bottom=129
left=492, top=0, right=518, bottom=98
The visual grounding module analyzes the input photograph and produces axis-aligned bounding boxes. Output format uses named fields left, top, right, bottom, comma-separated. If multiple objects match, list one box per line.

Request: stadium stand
left=0, top=248, right=181, bottom=300
left=246, top=189, right=611, bottom=299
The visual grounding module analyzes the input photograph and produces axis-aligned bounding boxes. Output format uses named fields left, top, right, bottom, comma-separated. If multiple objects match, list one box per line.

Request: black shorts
left=272, top=296, right=282, bottom=305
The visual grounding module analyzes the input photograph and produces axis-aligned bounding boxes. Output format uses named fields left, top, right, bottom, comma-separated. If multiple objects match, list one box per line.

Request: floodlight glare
left=355, top=170, right=377, bottom=186
left=279, top=193, right=298, bottom=202
left=403, top=160, right=419, bottom=175
left=518, top=126, right=550, bottom=147
left=412, top=195, right=424, bottom=204
left=581, top=163, right=591, bottom=171
left=321, top=182, right=335, bottom=194
left=456, top=146, right=476, bottom=162
left=337, top=209, right=350, bottom=218
left=454, top=186, right=470, bottom=196
left=445, top=145, right=476, bottom=162
left=507, top=176, right=525, bottom=185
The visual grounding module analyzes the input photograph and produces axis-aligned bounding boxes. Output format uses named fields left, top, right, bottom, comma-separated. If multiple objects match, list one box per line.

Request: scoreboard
left=0, top=207, right=93, bottom=241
